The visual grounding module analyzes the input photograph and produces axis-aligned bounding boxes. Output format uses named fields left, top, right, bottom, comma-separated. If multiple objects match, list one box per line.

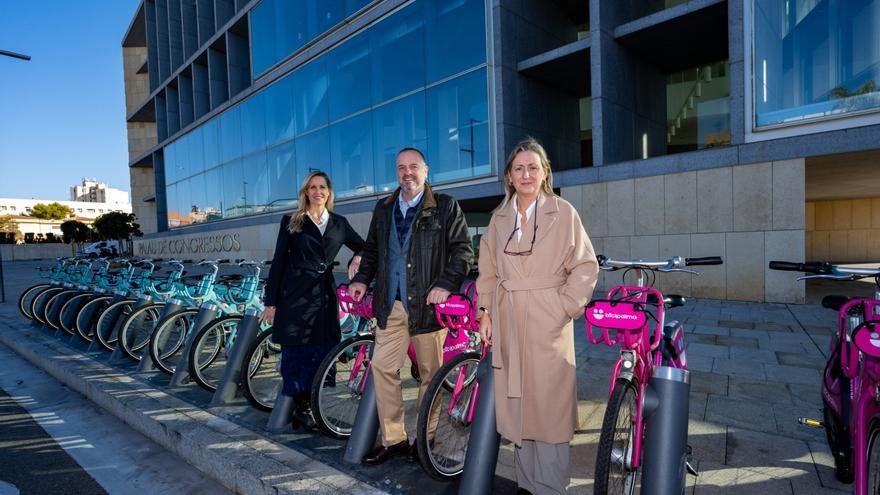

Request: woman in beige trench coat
left=476, top=138, right=599, bottom=495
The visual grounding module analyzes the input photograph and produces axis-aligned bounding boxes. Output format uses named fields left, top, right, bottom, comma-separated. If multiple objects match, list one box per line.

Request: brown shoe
left=362, top=440, right=408, bottom=465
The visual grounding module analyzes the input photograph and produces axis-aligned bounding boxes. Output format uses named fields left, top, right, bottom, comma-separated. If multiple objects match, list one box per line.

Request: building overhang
left=517, top=37, right=591, bottom=97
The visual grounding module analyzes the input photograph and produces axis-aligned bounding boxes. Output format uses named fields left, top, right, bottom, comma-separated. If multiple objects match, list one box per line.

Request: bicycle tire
left=310, top=334, right=376, bottom=438
left=59, top=292, right=91, bottom=337
left=44, top=289, right=76, bottom=330
left=77, top=295, right=113, bottom=346
left=19, top=283, right=49, bottom=320
left=96, top=298, right=136, bottom=352
left=867, top=420, right=880, bottom=492
left=30, top=287, right=62, bottom=326
left=149, top=308, right=198, bottom=375
left=188, top=314, right=243, bottom=392
left=241, top=328, right=283, bottom=412
left=115, top=302, right=164, bottom=358
left=595, top=378, right=641, bottom=495
left=415, top=351, right=482, bottom=480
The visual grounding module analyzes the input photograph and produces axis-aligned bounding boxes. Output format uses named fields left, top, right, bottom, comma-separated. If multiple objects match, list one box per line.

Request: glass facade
left=666, top=61, right=731, bottom=154
left=164, top=0, right=489, bottom=228
left=754, top=0, right=880, bottom=127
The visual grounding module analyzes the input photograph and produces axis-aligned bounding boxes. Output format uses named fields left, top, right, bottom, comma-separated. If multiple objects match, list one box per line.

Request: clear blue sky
left=0, top=0, right=141, bottom=200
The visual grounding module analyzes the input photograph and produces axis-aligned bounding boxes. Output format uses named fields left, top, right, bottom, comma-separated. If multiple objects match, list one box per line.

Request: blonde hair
left=499, top=137, right=555, bottom=208
left=288, top=171, right=335, bottom=233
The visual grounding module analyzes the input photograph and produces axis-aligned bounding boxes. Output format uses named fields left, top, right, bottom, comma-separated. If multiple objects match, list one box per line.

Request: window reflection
left=267, top=140, right=298, bottom=211
left=189, top=174, right=208, bottom=224
left=372, top=93, right=428, bottom=193
left=331, top=113, right=374, bottom=198
left=221, top=160, right=245, bottom=218
left=370, top=2, right=425, bottom=104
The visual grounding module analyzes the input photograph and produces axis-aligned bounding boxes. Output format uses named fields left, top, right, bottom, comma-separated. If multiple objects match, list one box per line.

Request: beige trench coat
left=476, top=193, right=599, bottom=445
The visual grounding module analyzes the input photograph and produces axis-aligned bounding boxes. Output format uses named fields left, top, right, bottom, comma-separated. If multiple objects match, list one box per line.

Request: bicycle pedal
left=798, top=417, right=825, bottom=429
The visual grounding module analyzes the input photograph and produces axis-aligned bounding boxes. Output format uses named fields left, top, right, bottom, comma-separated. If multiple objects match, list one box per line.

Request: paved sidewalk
left=0, top=261, right=850, bottom=493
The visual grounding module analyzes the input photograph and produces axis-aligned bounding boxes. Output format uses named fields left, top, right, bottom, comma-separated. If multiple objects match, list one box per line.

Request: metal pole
left=0, top=245, right=5, bottom=303
left=343, top=370, right=380, bottom=464
left=266, top=393, right=297, bottom=433
left=641, top=366, right=691, bottom=495
left=107, top=295, right=152, bottom=359
left=210, top=308, right=263, bottom=406
left=168, top=302, right=219, bottom=387
left=458, top=349, right=501, bottom=495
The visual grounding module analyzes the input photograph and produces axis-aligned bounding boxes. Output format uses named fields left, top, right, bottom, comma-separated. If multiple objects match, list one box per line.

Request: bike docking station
left=458, top=348, right=500, bottom=495
left=212, top=307, right=264, bottom=406
left=641, top=366, right=692, bottom=495
left=134, top=298, right=186, bottom=372
left=104, top=293, right=151, bottom=357
left=341, top=356, right=381, bottom=464
left=168, top=301, right=220, bottom=387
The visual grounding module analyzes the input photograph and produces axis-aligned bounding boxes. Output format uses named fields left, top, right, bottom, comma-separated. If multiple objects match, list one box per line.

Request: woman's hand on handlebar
left=260, top=306, right=276, bottom=326
left=349, top=282, right=367, bottom=302
left=479, top=313, right=493, bottom=346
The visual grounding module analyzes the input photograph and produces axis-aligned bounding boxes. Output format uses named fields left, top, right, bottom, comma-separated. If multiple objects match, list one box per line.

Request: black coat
left=265, top=212, right=365, bottom=346
left=351, top=184, right=473, bottom=334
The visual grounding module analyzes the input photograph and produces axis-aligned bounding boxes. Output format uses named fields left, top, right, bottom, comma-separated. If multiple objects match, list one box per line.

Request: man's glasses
left=503, top=210, right=538, bottom=256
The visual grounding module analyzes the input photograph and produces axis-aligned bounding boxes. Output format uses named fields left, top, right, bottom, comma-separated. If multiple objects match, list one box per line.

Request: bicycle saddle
left=822, top=295, right=853, bottom=312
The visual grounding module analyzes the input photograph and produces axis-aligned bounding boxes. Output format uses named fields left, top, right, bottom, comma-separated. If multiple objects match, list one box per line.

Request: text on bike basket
left=585, top=300, right=647, bottom=331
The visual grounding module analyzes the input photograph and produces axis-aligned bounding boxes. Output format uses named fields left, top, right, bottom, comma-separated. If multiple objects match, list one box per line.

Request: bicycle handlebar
left=685, top=256, right=723, bottom=266
left=769, top=260, right=879, bottom=280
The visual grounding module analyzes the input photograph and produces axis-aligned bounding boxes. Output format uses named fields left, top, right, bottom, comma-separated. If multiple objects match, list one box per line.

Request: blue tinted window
left=293, top=58, right=329, bottom=133
left=328, top=31, right=372, bottom=121
left=294, top=128, right=331, bottom=181
left=250, top=0, right=305, bottom=77
left=370, top=2, right=426, bottom=103
left=307, top=2, right=345, bottom=41
left=240, top=92, right=267, bottom=154
left=242, top=150, right=270, bottom=214
left=219, top=106, right=242, bottom=163
left=173, top=139, right=189, bottom=182
left=202, top=118, right=220, bottom=170
left=221, top=160, right=245, bottom=218
left=165, top=183, right=180, bottom=227
left=189, top=174, right=207, bottom=224
left=425, top=0, right=486, bottom=83
left=187, top=127, right=205, bottom=177
left=264, top=75, right=296, bottom=144
left=754, top=0, right=880, bottom=126
left=426, top=69, right=490, bottom=182
left=164, top=143, right=178, bottom=185
left=330, top=112, right=374, bottom=198
left=203, top=168, right=224, bottom=222
left=266, top=140, right=299, bottom=211
left=346, top=0, right=371, bottom=16
left=372, top=92, right=427, bottom=193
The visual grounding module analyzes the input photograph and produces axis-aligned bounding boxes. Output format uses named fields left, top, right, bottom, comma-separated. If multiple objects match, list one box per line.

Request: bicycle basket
left=585, top=300, right=647, bottom=331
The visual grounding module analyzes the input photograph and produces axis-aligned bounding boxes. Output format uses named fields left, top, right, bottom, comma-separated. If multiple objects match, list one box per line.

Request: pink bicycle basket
left=585, top=300, right=647, bottom=331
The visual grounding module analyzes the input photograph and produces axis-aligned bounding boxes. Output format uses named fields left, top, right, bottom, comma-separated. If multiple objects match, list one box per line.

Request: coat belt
left=491, top=274, right=566, bottom=398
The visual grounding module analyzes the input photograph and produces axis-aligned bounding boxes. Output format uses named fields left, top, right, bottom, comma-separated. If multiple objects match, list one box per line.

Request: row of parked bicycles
left=17, top=253, right=880, bottom=494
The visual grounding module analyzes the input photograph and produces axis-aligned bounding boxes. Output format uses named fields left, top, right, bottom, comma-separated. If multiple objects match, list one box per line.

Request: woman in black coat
left=261, top=171, right=365, bottom=430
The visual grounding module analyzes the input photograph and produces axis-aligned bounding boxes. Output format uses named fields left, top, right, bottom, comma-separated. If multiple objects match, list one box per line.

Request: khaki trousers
left=514, top=440, right=571, bottom=494
left=373, top=300, right=447, bottom=446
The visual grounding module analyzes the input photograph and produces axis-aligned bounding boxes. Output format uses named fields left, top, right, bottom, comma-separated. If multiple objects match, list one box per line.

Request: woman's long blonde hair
left=498, top=137, right=555, bottom=210
left=288, top=171, right=335, bottom=233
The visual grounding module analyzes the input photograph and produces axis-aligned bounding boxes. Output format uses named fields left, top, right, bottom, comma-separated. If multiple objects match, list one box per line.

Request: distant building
left=70, top=178, right=130, bottom=205
left=0, top=198, right=132, bottom=220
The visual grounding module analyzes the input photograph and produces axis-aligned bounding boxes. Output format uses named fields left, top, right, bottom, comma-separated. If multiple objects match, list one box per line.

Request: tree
left=60, top=220, right=91, bottom=244
left=0, top=215, right=22, bottom=244
left=92, top=212, right=142, bottom=241
left=30, top=202, right=73, bottom=220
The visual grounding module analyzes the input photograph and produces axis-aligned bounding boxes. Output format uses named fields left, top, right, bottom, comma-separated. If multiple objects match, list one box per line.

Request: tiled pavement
left=0, top=261, right=854, bottom=493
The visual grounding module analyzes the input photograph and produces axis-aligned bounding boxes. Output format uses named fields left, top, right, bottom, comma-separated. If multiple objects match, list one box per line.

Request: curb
left=0, top=320, right=384, bottom=495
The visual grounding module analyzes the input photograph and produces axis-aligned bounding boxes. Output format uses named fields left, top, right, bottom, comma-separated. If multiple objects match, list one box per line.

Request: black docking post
left=342, top=371, right=380, bottom=464
left=211, top=308, right=263, bottom=406
left=641, top=366, right=691, bottom=495
left=458, top=349, right=500, bottom=495
left=168, top=302, right=219, bottom=387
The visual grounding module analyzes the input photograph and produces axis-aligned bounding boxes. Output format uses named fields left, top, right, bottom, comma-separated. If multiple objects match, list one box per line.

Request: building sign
left=136, top=233, right=241, bottom=256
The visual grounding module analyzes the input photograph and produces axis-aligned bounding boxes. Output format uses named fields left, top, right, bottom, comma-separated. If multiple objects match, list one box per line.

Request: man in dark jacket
left=350, top=147, right=473, bottom=464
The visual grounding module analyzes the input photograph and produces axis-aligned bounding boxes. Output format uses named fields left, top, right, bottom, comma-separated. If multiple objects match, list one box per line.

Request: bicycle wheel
left=76, top=295, right=112, bottom=344
left=416, top=351, right=482, bottom=480
left=867, top=421, right=880, bottom=492
left=241, top=328, right=283, bottom=411
left=310, top=334, right=375, bottom=438
left=96, top=299, right=136, bottom=351
left=116, top=302, right=165, bottom=358
left=19, top=283, right=49, bottom=320
left=59, top=292, right=91, bottom=337
left=188, top=314, right=242, bottom=392
left=30, top=287, right=62, bottom=326
left=44, top=289, right=75, bottom=330
left=595, top=378, right=641, bottom=495
left=150, top=308, right=199, bottom=375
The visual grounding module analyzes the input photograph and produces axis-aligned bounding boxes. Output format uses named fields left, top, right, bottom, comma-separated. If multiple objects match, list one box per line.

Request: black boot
left=292, top=391, right=317, bottom=432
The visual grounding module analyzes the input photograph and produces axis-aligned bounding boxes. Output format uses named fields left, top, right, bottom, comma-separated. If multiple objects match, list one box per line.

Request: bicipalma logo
left=592, top=308, right=638, bottom=321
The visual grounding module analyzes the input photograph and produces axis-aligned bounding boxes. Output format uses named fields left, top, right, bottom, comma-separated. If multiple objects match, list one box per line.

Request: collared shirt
left=512, top=195, right=537, bottom=241
left=308, top=208, right=330, bottom=235
left=398, top=187, right=425, bottom=218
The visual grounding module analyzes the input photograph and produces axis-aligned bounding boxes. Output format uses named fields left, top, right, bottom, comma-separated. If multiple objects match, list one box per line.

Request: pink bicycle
left=770, top=260, right=880, bottom=494
left=309, top=283, right=478, bottom=439
left=588, top=255, right=722, bottom=494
